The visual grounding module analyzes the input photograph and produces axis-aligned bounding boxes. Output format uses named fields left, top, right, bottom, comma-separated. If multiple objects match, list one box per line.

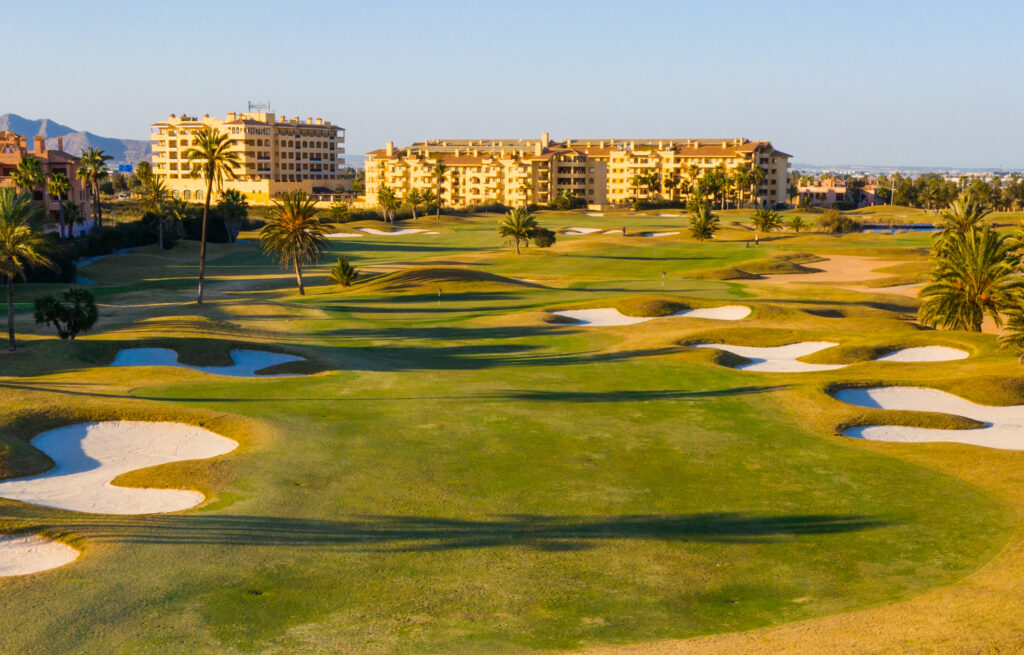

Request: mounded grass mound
left=350, top=267, right=540, bottom=294
left=690, top=253, right=825, bottom=280
left=550, top=294, right=748, bottom=318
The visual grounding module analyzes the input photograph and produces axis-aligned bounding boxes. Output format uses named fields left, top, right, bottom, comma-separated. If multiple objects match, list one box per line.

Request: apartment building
left=0, top=131, right=91, bottom=220
left=364, top=133, right=790, bottom=209
left=150, top=111, right=345, bottom=202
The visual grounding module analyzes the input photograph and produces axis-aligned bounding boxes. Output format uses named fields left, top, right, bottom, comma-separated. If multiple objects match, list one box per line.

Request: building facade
left=796, top=177, right=882, bottom=208
left=0, top=131, right=91, bottom=221
left=364, top=133, right=790, bottom=209
left=150, top=111, right=345, bottom=202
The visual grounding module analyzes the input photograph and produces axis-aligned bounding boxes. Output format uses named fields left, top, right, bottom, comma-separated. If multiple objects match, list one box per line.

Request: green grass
left=0, top=209, right=1019, bottom=653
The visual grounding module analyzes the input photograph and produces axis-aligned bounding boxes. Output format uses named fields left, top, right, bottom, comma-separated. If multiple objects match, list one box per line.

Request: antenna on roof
left=248, top=100, right=271, bottom=112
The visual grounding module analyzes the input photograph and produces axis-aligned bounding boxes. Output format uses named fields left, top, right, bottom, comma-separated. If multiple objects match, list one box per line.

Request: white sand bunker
left=658, top=213, right=681, bottom=217
left=694, top=341, right=844, bottom=372
left=642, top=231, right=680, bottom=237
left=112, top=348, right=304, bottom=377
left=0, top=421, right=238, bottom=514
left=327, top=232, right=363, bottom=238
left=552, top=305, right=751, bottom=326
left=602, top=229, right=622, bottom=235
left=562, top=227, right=603, bottom=235
left=835, top=387, right=1024, bottom=450
left=875, top=346, right=968, bottom=362
left=585, top=212, right=604, bottom=217
left=358, top=227, right=439, bottom=236
left=0, top=533, right=79, bottom=577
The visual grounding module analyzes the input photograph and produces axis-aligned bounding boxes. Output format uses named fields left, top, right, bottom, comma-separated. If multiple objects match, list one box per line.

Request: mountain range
left=0, top=113, right=150, bottom=167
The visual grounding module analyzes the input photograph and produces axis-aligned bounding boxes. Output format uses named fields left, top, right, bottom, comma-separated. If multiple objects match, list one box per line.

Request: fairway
left=2, top=208, right=1023, bottom=654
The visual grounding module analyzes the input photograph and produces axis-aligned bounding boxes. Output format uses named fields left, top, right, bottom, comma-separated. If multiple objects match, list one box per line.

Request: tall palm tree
left=140, top=177, right=171, bottom=250
left=11, top=157, right=46, bottom=197
left=217, top=188, right=248, bottom=243
left=183, top=127, right=240, bottom=304
left=77, top=148, right=112, bottom=231
left=405, top=188, right=423, bottom=220
left=919, top=224, right=1022, bottom=332
left=432, top=162, right=448, bottom=219
left=259, top=190, right=329, bottom=295
left=63, top=200, right=83, bottom=238
left=376, top=185, right=399, bottom=224
left=497, top=207, right=538, bottom=254
left=689, top=200, right=719, bottom=242
left=518, top=180, right=533, bottom=207
left=46, top=172, right=71, bottom=240
left=0, top=189, right=55, bottom=351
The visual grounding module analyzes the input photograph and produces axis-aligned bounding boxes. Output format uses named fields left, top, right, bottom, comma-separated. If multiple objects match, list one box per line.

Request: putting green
left=0, top=209, right=1018, bottom=654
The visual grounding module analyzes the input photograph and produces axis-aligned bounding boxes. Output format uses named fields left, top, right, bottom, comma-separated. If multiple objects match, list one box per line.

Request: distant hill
left=0, top=113, right=151, bottom=167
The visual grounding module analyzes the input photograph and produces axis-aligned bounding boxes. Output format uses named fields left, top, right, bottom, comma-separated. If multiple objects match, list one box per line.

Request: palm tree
left=259, top=190, right=329, bottom=295
left=497, top=207, right=538, bottom=254
left=11, top=157, right=45, bottom=197
left=217, top=189, right=248, bottom=243
left=751, top=207, right=783, bottom=237
left=420, top=189, right=437, bottom=214
left=183, top=127, right=240, bottom=304
left=999, top=308, right=1024, bottom=363
left=432, top=162, right=448, bottom=219
left=789, top=215, right=807, bottom=233
left=77, top=147, right=112, bottom=230
left=688, top=200, right=719, bottom=242
left=0, top=189, right=55, bottom=351
left=139, top=177, right=170, bottom=250
left=405, top=188, right=423, bottom=220
left=939, top=195, right=990, bottom=235
left=376, top=185, right=399, bottom=224
left=46, top=172, right=71, bottom=240
left=919, top=224, right=1022, bottom=332
left=518, top=180, right=533, bottom=207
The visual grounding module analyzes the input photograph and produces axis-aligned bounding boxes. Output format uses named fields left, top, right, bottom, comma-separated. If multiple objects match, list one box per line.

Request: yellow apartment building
left=150, top=111, right=345, bottom=202
left=364, top=133, right=790, bottom=209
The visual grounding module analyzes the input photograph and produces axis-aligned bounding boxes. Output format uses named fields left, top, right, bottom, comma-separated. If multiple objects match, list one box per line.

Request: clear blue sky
left=5, top=0, right=1024, bottom=168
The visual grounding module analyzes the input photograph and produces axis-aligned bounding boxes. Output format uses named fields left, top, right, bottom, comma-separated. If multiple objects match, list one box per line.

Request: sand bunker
left=358, top=228, right=439, bottom=236
left=875, top=346, right=968, bottom=362
left=585, top=212, right=604, bottom=217
left=658, top=213, right=681, bottom=217
left=552, top=305, right=750, bottom=326
left=112, top=348, right=304, bottom=377
left=694, top=341, right=844, bottom=372
left=562, top=227, right=603, bottom=235
left=602, top=229, right=622, bottom=235
left=327, top=232, right=363, bottom=238
left=835, top=387, right=1024, bottom=450
left=0, top=421, right=238, bottom=514
left=642, top=231, right=680, bottom=238
left=0, top=533, right=80, bottom=577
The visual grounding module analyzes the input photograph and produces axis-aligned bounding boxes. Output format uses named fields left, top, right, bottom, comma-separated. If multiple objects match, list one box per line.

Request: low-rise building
left=150, top=111, right=345, bottom=202
left=0, top=131, right=91, bottom=220
left=364, top=133, right=790, bottom=209
left=796, top=177, right=882, bottom=207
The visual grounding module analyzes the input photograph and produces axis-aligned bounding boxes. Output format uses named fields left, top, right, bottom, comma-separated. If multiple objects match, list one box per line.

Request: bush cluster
left=816, top=210, right=862, bottom=234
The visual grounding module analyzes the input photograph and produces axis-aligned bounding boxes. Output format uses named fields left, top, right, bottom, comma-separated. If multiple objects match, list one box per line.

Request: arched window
left=182, top=190, right=191, bottom=200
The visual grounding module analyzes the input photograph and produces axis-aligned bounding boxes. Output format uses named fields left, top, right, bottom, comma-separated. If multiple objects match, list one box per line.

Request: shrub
left=816, top=210, right=862, bottom=234
left=33, top=287, right=98, bottom=340
left=533, top=227, right=556, bottom=248
left=327, top=256, right=358, bottom=286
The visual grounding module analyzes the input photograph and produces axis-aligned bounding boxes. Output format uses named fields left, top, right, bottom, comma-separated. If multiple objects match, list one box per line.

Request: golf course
left=3, top=206, right=1024, bottom=654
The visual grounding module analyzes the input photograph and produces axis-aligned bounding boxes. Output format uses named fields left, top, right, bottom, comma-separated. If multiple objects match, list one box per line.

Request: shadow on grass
left=0, top=381, right=787, bottom=405
left=23, top=512, right=889, bottom=552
